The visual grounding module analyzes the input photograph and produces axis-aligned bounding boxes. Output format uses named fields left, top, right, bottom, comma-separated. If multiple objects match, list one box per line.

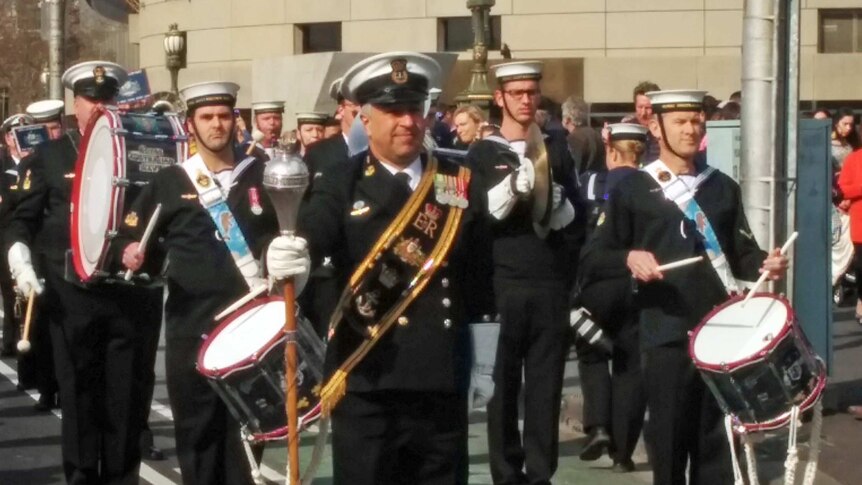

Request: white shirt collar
left=378, top=156, right=422, bottom=191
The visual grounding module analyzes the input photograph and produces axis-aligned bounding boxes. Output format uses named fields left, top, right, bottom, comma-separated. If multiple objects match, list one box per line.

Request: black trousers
left=47, top=272, right=148, bottom=485
left=331, top=390, right=468, bottom=485
left=487, top=279, right=570, bottom=485
left=134, top=287, right=164, bottom=452
left=0, top=246, right=17, bottom=354
left=576, top=316, right=645, bottom=463
left=853, top=243, right=862, bottom=299
left=166, top=335, right=258, bottom=485
left=643, top=343, right=733, bottom=485
left=17, top=291, right=58, bottom=396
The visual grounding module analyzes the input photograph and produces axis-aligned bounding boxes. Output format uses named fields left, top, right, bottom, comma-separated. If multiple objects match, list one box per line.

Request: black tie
left=394, top=172, right=412, bottom=192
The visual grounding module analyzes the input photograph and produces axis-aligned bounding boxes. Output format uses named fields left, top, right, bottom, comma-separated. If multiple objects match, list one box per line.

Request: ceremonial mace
left=262, top=144, right=308, bottom=485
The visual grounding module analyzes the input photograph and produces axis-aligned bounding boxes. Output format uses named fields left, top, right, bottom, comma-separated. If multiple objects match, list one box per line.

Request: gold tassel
left=320, top=369, right=348, bottom=416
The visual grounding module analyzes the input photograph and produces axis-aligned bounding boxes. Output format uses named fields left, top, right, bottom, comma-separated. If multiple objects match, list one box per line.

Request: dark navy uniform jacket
left=298, top=151, right=493, bottom=394
left=579, top=166, right=766, bottom=348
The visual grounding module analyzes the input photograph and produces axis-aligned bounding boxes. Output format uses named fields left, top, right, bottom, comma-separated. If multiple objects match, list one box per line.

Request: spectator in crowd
left=702, top=95, right=720, bottom=121
left=813, top=108, right=831, bottom=120
left=729, top=90, right=742, bottom=104
left=838, top=146, right=862, bottom=326
left=452, top=104, right=486, bottom=148
left=561, top=95, right=605, bottom=174
left=831, top=108, right=859, bottom=171
left=627, top=81, right=661, bottom=162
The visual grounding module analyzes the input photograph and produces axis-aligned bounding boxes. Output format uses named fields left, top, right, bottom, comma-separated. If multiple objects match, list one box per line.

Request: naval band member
left=295, top=111, right=328, bottom=156
left=6, top=61, right=161, bottom=484
left=279, top=51, right=493, bottom=485
left=27, top=99, right=66, bottom=140
left=580, top=90, right=788, bottom=485
left=574, top=123, right=649, bottom=472
left=466, top=60, right=579, bottom=485
left=120, top=81, right=281, bottom=485
left=251, top=100, right=285, bottom=158
left=0, top=113, right=33, bottom=358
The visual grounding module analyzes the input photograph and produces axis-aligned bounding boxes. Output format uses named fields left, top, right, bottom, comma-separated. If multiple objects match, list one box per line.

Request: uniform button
left=442, top=298, right=451, bottom=308
left=443, top=318, right=452, bottom=328
left=398, top=316, right=409, bottom=326
left=441, top=278, right=450, bottom=288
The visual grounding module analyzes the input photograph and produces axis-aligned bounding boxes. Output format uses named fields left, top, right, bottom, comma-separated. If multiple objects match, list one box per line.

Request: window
left=819, top=9, right=862, bottom=53
left=440, top=16, right=501, bottom=52
left=296, top=22, right=342, bottom=54
left=0, top=87, right=9, bottom=125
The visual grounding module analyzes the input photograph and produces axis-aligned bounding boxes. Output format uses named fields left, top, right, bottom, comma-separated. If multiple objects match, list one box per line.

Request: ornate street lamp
left=455, top=0, right=496, bottom=112
left=163, top=23, right=187, bottom=95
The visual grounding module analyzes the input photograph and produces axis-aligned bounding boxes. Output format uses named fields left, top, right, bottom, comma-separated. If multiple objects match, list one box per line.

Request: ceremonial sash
left=320, top=156, right=470, bottom=414
left=642, top=160, right=739, bottom=292
left=182, top=154, right=260, bottom=289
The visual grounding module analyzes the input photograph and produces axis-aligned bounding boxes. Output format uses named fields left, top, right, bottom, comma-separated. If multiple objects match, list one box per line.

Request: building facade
left=121, top=0, right=862, bottom=113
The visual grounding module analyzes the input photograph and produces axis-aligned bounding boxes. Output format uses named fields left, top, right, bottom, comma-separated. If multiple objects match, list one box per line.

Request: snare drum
left=70, top=107, right=187, bottom=282
left=197, top=296, right=326, bottom=442
left=689, top=293, right=826, bottom=433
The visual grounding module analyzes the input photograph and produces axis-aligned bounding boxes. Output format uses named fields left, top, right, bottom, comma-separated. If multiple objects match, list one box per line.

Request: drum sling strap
left=319, top=156, right=470, bottom=415
left=182, top=154, right=260, bottom=289
left=642, top=159, right=739, bottom=293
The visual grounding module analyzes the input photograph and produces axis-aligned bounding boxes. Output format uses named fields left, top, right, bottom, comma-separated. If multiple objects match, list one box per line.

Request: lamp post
left=164, top=24, right=187, bottom=95
left=455, top=0, right=496, bottom=112
left=39, top=65, right=50, bottom=98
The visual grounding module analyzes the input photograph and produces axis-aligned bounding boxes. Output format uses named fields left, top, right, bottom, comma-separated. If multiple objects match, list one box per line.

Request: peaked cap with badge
left=340, top=51, right=441, bottom=107
left=26, top=100, right=65, bottom=123
left=179, top=81, right=240, bottom=113
left=62, top=61, right=128, bottom=101
left=329, top=77, right=344, bottom=102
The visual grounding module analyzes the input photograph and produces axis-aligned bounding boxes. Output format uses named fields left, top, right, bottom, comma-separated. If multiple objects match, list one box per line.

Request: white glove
left=267, top=236, right=310, bottom=281
left=514, top=156, right=535, bottom=196
left=8, top=242, right=43, bottom=296
left=551, top=183, right=563, bottom=209
left=548, top=198, right=575, bottom=230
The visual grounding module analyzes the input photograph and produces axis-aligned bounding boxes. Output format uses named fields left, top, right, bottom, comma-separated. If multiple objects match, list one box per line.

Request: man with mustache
left=284, top=51, right=493, bottom=484
left=465, top=61, right=580, bottom=485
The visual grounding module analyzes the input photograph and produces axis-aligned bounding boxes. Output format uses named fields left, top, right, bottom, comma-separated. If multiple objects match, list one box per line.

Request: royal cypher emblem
left=125, top=212, right=139, bottom=228
left=657, top=170, right=672, bottom=183
left=196, top=170, right=211, bottom=188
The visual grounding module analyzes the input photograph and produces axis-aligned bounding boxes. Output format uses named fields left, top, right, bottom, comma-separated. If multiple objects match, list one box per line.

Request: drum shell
left=197, top=296, right=326, bottom=441
left=690, top=293, right=827, bottom=433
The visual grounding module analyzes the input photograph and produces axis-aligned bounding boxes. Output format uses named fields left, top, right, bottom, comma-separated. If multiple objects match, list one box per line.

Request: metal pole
left=784, top=0, right=801, bottom=300
left=46, top=0, right=65, bottom=100
left=740, top=0, right=775, bottom=251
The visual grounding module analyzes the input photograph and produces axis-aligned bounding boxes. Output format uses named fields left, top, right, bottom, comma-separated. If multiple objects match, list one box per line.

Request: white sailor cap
left=607, top=123, right=649, bottom=142
left=296, top=112, right=329, bottom=126
left=179, top=81, right=240, bottom=112
left=329, top=78, right=343, bottom=102
left=1, top=113, right=33, bottom=133
left=341, top=51, right=441, bottom=107
left=429, top=87, right=442, bottom=102
left=26, top=100, right=65, bottom=123
left=491, top=61, right=543, bottom=84
left=61, top=61, right=128, bottom=101
left=251, top=101, right=285, bottom=114
left=646, top=89, right=707, bottom=114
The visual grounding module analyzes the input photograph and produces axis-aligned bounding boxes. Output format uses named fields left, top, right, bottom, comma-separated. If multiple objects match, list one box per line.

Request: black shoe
left=33, top=393, right=56, bottom=412
left=579, top=427, right=611, bottom=461
left=144, top=445, right=165, bottom=461
left=612, top=459, right=635, bottom=473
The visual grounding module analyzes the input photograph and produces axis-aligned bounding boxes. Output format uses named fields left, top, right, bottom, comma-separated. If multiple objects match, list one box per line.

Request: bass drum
left=70, top=107, right=187, bottom=283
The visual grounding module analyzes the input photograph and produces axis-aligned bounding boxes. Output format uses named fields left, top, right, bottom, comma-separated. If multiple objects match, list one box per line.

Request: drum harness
left=645, top=161, right=824, bottom=485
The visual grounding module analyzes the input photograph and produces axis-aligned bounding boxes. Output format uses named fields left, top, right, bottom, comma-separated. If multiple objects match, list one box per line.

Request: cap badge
left=196, top=170, right=211, bottom=188
left=125, top=212, right=139, bottom=228
left=93, top=66, right=106, bottom=85
left=390, top=58, right=409, bottom=85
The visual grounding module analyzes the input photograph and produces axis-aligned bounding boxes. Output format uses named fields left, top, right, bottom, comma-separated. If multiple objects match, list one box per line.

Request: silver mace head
left=263, top=147, right=309, bottom=236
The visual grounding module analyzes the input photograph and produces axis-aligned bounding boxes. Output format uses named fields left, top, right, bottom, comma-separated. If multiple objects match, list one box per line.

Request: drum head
left=199, top=298, right=285, bottom=374
left=691, top=294, right=791, bottom=369
left=71, top=110, right=123, bottom=281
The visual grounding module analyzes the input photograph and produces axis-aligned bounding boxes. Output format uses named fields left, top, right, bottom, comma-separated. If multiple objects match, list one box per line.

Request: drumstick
left=16, top=289, right=36, bottom=354
left=124, top=204, right=162, bottom=281
left=742, top=231, right=799, bottom=306
left=213, top=282, right=269, bottom=321
left=246, top=130, right=265, bottom=156
left=656, top=256, right=703, bottom=273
